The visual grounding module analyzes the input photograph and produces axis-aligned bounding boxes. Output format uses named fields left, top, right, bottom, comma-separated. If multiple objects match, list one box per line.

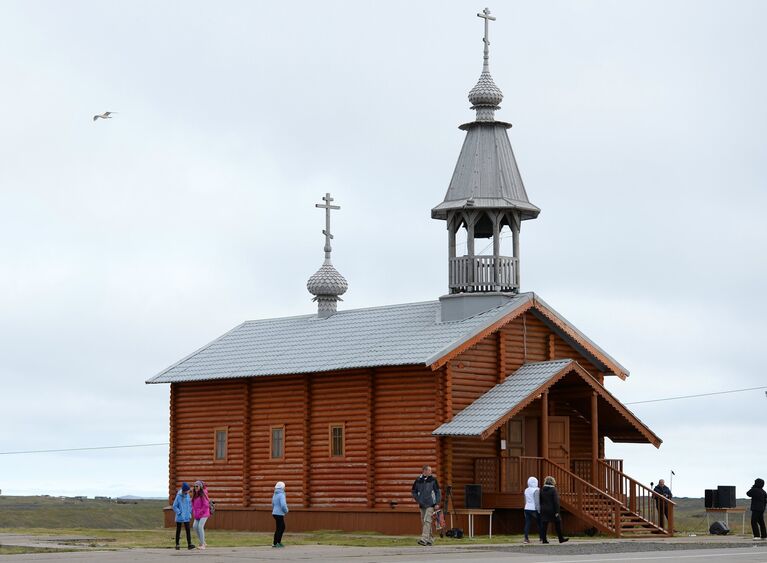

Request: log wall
left=169, top=366, right=439, bottom=514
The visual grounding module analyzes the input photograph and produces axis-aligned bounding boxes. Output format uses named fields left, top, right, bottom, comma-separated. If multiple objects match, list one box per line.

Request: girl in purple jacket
left=191, top=481, right=211, bottom=549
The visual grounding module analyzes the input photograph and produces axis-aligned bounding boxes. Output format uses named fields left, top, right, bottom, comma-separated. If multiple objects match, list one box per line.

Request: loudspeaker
left=704, top=489, right=718, bottom=508
left=464, top=484, right=482, bottom=509
left=709, top=520, right=730, bottom=535
left=717, top=485, right=736, bottom=508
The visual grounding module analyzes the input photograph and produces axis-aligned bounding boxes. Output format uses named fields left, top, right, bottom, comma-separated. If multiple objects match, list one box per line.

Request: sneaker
left=523, top=539, right=530, bottom=544
left=426, top=541, right=433, bottom=546
left=198, top=544, right=206, bottom=550
left=174, top=545, right=180, bottom=550
left=417, top=539, right=427, bottom=546
left=542, top=540, right=549, bottom=544
left=277, top=543, right=285, bottom=548
left=559, top=538, right=569, bottom=543
left=188, top=544, right=195, bottom=550
left=754, top=537, right=761, bottom=540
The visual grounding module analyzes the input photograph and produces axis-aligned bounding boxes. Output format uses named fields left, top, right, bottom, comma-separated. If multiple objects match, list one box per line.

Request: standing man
left=412, top=465, right=441, bottom=546
left=746, top=478, right=767, bottom=540
left=653, top=479, right=673, bottom=529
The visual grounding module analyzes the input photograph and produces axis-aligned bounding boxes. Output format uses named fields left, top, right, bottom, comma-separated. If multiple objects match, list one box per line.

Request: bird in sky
left=93, top=111, right=116, bottom=122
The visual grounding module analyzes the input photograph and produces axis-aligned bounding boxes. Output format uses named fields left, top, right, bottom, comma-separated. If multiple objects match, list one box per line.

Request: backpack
left=209, top=498, right=216, bottom=515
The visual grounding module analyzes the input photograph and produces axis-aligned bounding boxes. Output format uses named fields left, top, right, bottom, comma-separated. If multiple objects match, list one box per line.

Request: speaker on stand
left=704, top=489, right=718, bottom=509
left=464, top=484, right=482, bottom=509
left=717, top=485, right=736, bottom=508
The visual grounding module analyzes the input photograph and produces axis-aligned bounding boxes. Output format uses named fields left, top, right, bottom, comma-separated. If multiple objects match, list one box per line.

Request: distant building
left=148, top=10, right=671, bottom=537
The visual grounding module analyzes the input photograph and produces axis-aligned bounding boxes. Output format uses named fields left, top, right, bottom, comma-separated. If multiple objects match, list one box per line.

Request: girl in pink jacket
left=191, top=481, right=211, bottom=549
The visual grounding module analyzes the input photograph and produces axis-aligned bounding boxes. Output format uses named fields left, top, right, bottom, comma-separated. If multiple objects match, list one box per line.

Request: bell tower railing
left=449, top=255, right=518, bottom=293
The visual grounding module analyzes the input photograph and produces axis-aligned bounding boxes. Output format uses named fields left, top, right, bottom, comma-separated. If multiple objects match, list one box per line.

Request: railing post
left=614, top=501, right=622, bottom=537
left=629, top=482, right=636, bottom=512
left=667, top=500, right=674, bottom=536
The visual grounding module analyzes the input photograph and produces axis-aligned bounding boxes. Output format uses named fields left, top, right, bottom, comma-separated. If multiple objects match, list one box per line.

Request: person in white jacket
left=523, top=476, right=542, bottom=544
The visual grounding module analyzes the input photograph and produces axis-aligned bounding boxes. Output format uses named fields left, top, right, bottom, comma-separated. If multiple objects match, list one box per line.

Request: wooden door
left=547, top=416, right=570, bottom=469
left=504, top=418, right=525, bottom=491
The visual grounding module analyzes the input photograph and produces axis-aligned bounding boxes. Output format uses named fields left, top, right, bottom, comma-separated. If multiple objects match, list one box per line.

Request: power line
left=625, top=386, right=767, bottom=405
left=2, top=387, right=764, bottom=455
left=0, top=442, right=168, bottom=455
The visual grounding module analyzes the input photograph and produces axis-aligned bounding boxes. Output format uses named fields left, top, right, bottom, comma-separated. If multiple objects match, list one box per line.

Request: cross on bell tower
left=307, top=192, right=348, bottom=318
left=432, top=8, right=541, bottom=321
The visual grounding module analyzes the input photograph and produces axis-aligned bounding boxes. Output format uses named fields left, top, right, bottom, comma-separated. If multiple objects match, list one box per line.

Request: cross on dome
left=477, top=7, right=496, bottom=72
left=468, top=6, right=503, bottom=120
left=315, top=192, right=340, bottom=259
left=307, top=192, right=348, bottom=318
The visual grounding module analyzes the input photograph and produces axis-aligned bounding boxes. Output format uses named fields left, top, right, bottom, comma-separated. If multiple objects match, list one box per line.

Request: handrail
left=596, top=459, right=674, bottom=535
left=518, top=456, right=624, bottom=535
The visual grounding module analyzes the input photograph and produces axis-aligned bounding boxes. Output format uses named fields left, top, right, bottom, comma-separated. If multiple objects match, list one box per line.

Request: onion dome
left=468, top=70, right=504, bottom=108
left=307, top=260, right=348, bottom=298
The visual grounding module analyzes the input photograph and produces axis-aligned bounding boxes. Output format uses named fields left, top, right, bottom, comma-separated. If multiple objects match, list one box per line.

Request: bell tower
left=433, top=8, right=540, bottom=321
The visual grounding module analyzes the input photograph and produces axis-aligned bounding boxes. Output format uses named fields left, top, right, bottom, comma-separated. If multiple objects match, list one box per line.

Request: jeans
left=273, top=515, right=285, bottom=545
left=752, top=509, right=766, bottom=538
left=420, top=506, right=435, bottom=543
left=193, top=517, right=208, bottom=545
left=523, top=509, right=541, bottom=541
left=175, top=521, right=191, bottom=546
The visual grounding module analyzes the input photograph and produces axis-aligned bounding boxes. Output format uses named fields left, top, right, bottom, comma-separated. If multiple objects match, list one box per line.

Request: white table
left=451, top=508, right=495, bottom=538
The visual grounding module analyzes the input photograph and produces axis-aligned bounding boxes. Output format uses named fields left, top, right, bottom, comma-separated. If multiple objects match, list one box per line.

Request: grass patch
left=0, top=545, right=76, bottom=555
left=0, top=496, right=165, bottom=529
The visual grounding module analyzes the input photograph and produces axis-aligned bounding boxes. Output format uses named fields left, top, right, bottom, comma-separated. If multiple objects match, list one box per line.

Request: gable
left=433, top=359, right=660, bottom=447
left=428, top=295, right=629, bottom=380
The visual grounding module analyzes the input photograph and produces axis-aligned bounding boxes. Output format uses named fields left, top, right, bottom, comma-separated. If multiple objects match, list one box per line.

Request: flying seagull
left=93, top=111, right=116, bottom=122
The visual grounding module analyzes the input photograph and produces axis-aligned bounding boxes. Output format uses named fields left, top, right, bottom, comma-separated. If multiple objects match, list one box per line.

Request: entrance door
left=503, top=418, right=525, bottom=491
left=547, top=416, right=570, bottom=469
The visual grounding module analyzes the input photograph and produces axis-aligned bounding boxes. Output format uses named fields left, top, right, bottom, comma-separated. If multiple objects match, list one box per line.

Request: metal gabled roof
left=147, top=292, right=630, bottom=386
left=431, top=122, right=540, bottom=221
left=433, top=359, right=572, bottom=437
left=432, top=359, right=661, bottom=447
left=147, top=293, right=534, bottom=384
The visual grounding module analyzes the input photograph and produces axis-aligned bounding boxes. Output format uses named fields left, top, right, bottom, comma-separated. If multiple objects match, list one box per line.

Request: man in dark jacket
left=412, top=465, right=441, bottom=546
left=539, top=476, right=569, bottom=543
left=653, top=479, right=672, bottom=529
left=747, top=478, right=767, bottom=539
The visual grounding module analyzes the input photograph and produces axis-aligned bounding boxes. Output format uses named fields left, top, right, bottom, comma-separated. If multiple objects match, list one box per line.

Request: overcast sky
left=1, top=0, right=765, bottom=499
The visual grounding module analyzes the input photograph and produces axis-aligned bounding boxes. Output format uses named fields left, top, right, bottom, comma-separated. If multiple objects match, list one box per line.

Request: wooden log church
left=148, top=9, right=673, bottom=537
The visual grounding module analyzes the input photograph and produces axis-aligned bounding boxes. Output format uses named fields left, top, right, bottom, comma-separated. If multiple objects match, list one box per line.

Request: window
left=271, top=426, right=285, bottom=459
left=214, top=428, right=227, bottom=461
left=330, top=424, right=344, bottom=457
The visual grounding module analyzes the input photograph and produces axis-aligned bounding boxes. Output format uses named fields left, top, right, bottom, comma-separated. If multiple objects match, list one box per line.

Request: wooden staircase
left=476, top=456, right=675, bottom=538
left=547, top=457, right=674, bottom=537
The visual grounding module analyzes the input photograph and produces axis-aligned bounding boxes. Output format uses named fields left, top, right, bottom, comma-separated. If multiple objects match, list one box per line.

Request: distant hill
left=0, top=495, right=165, bottom=529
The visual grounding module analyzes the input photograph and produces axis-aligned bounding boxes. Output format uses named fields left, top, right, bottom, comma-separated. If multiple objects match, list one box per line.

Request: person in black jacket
left=653, top=479, right=672, bottom=529
left=539, top=476, right=569, bottom=544
left=747, top=478, right=767, bottom=539
left=411, top=465, right=441, bottom=546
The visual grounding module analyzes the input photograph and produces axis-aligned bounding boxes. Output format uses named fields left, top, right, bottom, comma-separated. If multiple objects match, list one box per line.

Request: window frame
left=270, top=425, right=285, bottom=461
left=329, top=423, right=345, bottom=458
left=213, top=426, right=228, bottom=462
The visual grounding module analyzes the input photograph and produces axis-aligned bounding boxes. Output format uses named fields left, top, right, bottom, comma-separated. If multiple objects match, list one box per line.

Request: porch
left=475, top=456, right=675, bottom=537
left=433, top=359, right=673, bottom=537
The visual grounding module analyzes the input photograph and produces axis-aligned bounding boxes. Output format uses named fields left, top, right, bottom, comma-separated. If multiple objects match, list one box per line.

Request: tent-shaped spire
left=432, top=8, right=539, bottom=221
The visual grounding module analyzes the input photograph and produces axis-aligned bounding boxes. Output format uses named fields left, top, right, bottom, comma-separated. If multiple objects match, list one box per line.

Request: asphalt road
left=3, top=544, right=767, bottom=562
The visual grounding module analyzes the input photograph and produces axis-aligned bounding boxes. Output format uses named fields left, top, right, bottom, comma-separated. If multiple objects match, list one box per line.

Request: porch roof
left=432, top=359, right=661, bottom=447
